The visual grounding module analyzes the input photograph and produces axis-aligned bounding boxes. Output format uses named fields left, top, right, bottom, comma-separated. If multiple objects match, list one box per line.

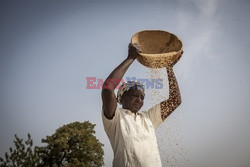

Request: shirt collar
left=121, top=108, right=142, bottom=116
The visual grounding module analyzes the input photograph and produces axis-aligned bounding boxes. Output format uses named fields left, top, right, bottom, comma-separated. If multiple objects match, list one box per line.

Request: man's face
left=121, top=89, right=144, bottom=113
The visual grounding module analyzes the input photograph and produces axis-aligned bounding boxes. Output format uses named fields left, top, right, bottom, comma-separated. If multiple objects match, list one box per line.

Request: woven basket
left=131, top=30, right=183, bottom=68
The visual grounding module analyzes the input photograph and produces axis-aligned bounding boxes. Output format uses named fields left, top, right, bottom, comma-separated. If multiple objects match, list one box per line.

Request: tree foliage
left=0, top=121, right=104, bottom=167
left=0, top=133, right=40, bottom=167
left=36, top=121, right=104, bottom=167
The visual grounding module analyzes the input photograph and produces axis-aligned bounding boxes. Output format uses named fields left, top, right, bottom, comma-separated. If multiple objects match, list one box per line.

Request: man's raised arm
left=102, top=43, right=141, bottom=119
left=160, top=52, right=183, bottom=121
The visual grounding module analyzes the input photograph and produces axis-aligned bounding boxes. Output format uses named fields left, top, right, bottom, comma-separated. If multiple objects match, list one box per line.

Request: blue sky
left=0, top=0, right=250, bottom=166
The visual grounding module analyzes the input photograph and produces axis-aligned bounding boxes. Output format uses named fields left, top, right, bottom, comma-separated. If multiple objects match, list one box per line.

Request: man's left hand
left=170, top=51, right=183, bottom=67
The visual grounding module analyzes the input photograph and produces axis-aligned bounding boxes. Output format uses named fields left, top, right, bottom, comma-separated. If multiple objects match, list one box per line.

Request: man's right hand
left=127, top=43, right=141, bottom=60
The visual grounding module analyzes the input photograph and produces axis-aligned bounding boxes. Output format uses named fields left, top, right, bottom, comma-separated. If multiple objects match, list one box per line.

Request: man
left=101, top=43, right=182, bottom=167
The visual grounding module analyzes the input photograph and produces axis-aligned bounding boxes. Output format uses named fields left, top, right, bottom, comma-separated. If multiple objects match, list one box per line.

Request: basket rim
left=131, top=29, right=183, bottom=56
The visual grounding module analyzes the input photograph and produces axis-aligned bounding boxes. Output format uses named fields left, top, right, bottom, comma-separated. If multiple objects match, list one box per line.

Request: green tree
left=36, top=121, right=104, bottom=167
left=0, top=133, right=40, bottom=167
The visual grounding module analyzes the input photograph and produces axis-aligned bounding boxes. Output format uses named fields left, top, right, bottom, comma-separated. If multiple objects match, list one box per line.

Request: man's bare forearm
left=160, top=66, right=182, bottom=120
left=101, top=43, right=140, bottom=119
left=103, top=58, right=135, bottom=90
left=101, top=58, right=135, bottom=119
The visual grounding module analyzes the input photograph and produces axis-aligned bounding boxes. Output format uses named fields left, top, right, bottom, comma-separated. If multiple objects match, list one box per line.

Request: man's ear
left=120, top=96, right=124, bottom=104
left=120, top=93, right=126, bottom=104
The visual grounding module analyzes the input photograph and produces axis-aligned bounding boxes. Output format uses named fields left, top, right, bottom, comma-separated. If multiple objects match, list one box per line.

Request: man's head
left=117, top=81, right=145, bottom=113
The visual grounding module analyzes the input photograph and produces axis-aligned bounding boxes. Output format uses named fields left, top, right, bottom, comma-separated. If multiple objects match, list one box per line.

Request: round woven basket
left=131, top=30, right=183, bottom=68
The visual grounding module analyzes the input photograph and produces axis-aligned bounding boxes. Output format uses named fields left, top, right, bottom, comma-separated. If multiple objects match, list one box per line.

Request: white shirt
left=102, top=104, right=163, bottom=167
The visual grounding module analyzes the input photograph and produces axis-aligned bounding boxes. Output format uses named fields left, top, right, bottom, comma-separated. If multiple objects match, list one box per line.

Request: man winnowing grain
left=102, top=43, right=183, bottom=167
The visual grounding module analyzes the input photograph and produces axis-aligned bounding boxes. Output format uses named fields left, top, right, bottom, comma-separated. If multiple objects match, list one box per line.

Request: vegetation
left=0, top=121, right=104, bottom=167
